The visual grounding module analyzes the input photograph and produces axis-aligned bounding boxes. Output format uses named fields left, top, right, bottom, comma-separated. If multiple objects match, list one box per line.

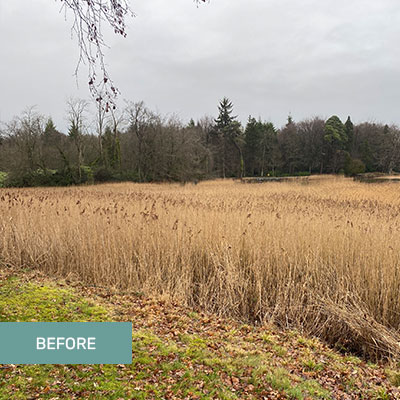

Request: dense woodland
left=1, top=97, right=400, bottom=187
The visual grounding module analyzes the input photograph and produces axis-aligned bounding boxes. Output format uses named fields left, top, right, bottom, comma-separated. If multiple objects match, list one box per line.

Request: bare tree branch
left=59, top=0, right=133, bottom=110
left=59, top=0, right=207, bottom=110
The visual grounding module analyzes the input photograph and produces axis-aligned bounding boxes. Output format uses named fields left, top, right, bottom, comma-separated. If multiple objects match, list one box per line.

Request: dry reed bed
left=2, top=176, right=400, bottom=360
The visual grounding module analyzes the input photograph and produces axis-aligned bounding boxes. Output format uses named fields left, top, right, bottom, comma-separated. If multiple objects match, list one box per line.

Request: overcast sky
left=1, top=0, right=400, bottom=132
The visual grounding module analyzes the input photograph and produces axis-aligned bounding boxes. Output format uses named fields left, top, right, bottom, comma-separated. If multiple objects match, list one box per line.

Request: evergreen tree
left=67, top=99, right=88, bottom=182
left=244, top=117, right=277, bottom=176
left=212, top=98, right=243, bottom=178
left=40, top=118, right=66, bottom=171
left=244, top=117, right=260, bottom=176
left=44, top=118, right=57, bottom=137
left=102, top=126, right=114, bottom=168
left=68, top=120, right=83, bottom=180
left=345, top=116, right=354, bottom=153
left=324, top=116, right=347, bottom=145
left=323, top=116, right=348, bottom=172
left=279, top=116, right=302, bottom=174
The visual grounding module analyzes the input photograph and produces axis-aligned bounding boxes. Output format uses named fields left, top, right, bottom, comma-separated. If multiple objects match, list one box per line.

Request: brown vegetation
left=2, top=176, right=400, bottom=360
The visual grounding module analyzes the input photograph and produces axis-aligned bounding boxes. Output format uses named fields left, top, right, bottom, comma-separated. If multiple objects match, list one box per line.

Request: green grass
left=0, top=277, right=109, bottom=322
left=0, top=272, right=399, bottom=399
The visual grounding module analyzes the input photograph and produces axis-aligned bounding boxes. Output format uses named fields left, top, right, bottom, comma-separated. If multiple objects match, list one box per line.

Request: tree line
left=1, top=97, right=400, bottom=187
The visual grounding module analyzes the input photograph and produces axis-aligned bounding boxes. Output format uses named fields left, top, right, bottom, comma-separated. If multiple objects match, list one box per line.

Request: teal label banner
left=0, top=322, right=132, bottom=364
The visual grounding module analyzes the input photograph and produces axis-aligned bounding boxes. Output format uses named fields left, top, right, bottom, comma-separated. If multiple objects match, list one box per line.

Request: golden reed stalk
left=2, top=176, right=400, bottom=360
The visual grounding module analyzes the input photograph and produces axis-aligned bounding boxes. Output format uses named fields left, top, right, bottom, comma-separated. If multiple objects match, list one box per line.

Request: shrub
left=345, top=158, right=366, bottom=177
left=81, top=166, right=94, bottom=184
left=94, top=167, right=115, bottom=182
left=4, top=167, right=95, bottom=188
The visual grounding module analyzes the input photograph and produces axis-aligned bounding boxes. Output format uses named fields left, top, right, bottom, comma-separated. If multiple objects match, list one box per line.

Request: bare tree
left=5, top=107, right=44, bottom=172
left=196, top=116, right=214, bottom=174
left=95, top=96, right=107, bottom=164
left=108, top=105, right=126, bottom=171
left=66, top=98, right=88, bottom=180
left=126, top=101, right=150, bottom=181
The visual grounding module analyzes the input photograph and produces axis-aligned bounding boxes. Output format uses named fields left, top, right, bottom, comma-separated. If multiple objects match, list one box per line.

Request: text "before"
left=36, top=337, right=96, bottom=350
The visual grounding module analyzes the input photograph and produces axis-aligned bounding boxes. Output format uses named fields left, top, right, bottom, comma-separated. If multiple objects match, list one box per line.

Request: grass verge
left=0, top=267, right=399, bottom=399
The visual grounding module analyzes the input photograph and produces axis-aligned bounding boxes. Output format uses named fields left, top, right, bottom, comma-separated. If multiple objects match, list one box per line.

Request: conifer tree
left=213, top=98, right=243, bottom=178
left=345, top=116, right=354, bottom=153
left=324, top=115, right=347, bottom=172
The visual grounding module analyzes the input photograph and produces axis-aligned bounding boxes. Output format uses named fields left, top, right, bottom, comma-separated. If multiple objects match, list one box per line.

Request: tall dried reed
left=2, top=176, right=400, bottom=359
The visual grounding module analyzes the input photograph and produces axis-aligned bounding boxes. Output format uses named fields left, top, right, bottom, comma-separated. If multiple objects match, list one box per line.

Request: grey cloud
left=1, top=0, right=400, bottom=131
